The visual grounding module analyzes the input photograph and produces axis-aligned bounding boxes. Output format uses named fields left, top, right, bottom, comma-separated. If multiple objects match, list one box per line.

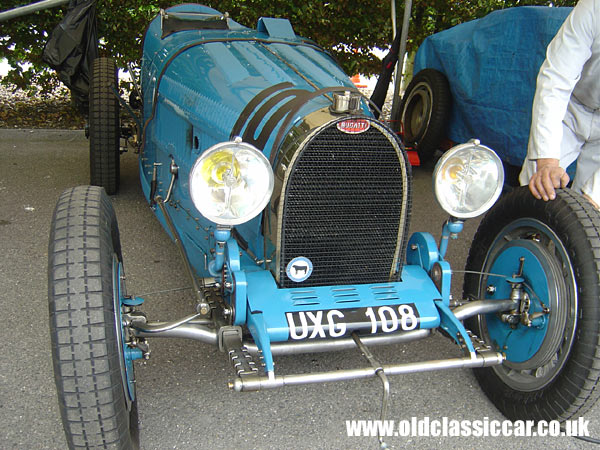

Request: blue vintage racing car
left=47, top=4, right=600, bottom=448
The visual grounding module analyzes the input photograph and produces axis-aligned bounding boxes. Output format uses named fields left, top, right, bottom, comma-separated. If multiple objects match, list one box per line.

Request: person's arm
left=527, top=0, right=596, bottom=200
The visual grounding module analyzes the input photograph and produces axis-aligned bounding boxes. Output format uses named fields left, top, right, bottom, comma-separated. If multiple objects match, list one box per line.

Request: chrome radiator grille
left=279, top=119, right=411, bottom=288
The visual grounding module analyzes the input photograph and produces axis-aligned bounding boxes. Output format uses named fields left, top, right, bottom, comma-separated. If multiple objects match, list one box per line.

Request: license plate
left=285, top=303, right=420, bottom=340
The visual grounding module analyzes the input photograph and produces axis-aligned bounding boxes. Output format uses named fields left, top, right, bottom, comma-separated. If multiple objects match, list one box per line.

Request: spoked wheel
left=89, top=57, right=121, bottom=194
left=393, top=68, right=451, bottom=163
left=48, top=186, right=141, bottom=449
left=464, top=187, right=600, bottom=421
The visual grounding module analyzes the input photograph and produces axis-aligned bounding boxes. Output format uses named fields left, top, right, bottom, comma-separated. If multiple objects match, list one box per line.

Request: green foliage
left=0, top=0, right=66, bottom=95
left=0, top=0, right=577, bottom=94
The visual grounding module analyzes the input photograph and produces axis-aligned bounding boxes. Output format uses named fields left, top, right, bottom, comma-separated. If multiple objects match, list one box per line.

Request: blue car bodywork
left=136, top=4, right=490, bottom=379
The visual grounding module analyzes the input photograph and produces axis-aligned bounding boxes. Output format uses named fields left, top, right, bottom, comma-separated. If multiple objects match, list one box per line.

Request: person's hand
left=528, top=158, right=570, bottom=201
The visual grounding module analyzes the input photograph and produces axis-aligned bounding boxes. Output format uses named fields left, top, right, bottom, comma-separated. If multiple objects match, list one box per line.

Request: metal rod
left=391, top=0, right=397, bottom=39
left=451, top=299, right=518, bottom=321
left=0, top=0, right=69, bottom=22
left=232, top=351, right=504, bottom=391
left=131, top=297, right=510, bottom=349
left=133, top=286, right=192, bottom=297
left=132, top=313, right=203, bottom=333
left=390, top=0, right=413, bottom=121
left=163, top=11, right=227, bottom=21
left=133, top=321, right=430, bottom=354
left=245, top=329, right=431, bottom=355
left=353, top=333, right=390, bottom=449
left=155, top=196, right=209, bottom=315
left=163, top=159, right=179, bottom=203
left=133, top=320, right=217, bottom=344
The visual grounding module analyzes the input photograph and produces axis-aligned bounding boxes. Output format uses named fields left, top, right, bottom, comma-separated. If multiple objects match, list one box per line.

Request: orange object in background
left=407, top=150, right=420, bottom=167
left=351, top=74, right=367, bottom=88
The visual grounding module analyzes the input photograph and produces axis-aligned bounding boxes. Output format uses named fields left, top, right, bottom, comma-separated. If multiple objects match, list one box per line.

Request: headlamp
left=433, top=139, right=504, bottom=219
left=189, top=138, right=274, bottom=225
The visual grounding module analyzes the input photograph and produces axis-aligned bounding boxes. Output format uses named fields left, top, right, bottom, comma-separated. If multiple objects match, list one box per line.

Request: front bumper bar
left=231, top=333, right=503, bottom=392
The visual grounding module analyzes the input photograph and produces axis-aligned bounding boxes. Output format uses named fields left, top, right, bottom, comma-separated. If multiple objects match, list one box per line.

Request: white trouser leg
left=570, top=101, right=600, bottom=204
left=572, top=149, right=600, bottom=206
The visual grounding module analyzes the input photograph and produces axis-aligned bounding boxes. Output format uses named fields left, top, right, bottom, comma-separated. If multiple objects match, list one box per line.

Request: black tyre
left=90, top=57, right=120, bottom=195
left=464, top=187, right=600, bottom=421
left=394, top=68, right=451, bottom=163
left=48, top=186, right=139, bottom=449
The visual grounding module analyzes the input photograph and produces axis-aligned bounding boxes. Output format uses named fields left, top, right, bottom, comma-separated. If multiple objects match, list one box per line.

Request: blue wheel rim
left=477, top=218, right=577, bottom=391
left=486, top=245, right=550, bottom=363
left=113, top=256, right=141, bottom=404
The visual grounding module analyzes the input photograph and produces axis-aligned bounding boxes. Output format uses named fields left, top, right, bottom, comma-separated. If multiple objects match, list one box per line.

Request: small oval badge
left=286, top=257, right=313, bottom=283
left=336, top=118, right=370, bottom=134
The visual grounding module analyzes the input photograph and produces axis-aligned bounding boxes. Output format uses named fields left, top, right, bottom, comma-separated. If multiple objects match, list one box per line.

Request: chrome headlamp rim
left=433, top=139, right=504, bottom=219
left=189, top=138, right=274, bottom=226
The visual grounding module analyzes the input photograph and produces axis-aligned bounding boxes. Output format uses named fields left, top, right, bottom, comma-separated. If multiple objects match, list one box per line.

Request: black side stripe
left=230, top=82, right=361, bottom=162
left=242, top=89, right=307, bottom=145
left=229, top=82, right=294, bottom=139
left=251, top=91, right=321, bottom=151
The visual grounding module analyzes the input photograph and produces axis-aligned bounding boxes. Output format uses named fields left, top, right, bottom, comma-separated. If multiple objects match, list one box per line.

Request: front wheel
left=464, top=187, right=600, bottom=422
left=48, top=186, right=139, bottom=449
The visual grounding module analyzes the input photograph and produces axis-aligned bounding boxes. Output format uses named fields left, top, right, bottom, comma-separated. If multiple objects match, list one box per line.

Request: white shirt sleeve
left=528, top=0, right=597, bottom=161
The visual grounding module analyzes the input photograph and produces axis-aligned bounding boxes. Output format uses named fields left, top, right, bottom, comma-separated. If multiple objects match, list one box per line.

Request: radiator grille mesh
left=279, top=120, right=409, bottom=288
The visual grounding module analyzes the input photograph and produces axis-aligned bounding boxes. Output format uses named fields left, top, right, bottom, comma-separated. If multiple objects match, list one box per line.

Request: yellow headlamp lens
left=200, top=150, right=241, bottom=186
left=190, top=140, right=274, bottom=226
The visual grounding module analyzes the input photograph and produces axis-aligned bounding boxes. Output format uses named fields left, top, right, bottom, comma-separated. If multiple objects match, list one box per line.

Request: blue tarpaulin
left=414, top=6, right=571, bottom=166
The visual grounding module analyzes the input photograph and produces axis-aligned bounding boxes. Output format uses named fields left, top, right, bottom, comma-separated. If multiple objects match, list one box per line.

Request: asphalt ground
left=0, top=128, right=598, bottom=449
